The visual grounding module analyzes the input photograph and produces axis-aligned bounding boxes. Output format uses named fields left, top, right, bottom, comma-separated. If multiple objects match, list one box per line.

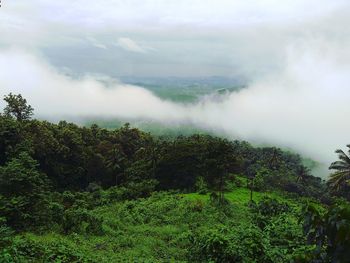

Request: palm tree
left=134, top=137, right=160, bottom=179
left=106, top=145, right=125, bottom=186
left=268, top=148, right=281, bottom=170
left=328, top=145, right=350, bottom=194
left=296, top=165, right=311, bottom=183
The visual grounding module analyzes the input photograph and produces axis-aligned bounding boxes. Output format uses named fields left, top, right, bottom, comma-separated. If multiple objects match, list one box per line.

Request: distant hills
left=120, top=76, right=247, bottom=102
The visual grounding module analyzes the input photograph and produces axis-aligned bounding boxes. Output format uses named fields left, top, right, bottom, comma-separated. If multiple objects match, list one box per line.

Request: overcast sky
left=1, top=0, right=349, bottom=78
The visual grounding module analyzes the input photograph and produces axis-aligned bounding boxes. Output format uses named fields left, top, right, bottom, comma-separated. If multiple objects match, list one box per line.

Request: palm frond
left=335, top=149, right=350, bottom=164
left=328, top=171, right=350, bottom=191
left=329, top=161, right=350, bottom=171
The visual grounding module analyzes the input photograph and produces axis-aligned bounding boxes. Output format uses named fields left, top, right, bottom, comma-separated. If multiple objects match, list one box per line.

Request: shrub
left=62, top=208, right=103, bottom=235
left=195, top=176, right=208, bottom=194
left=250, top=197, right=290, bottom=217
left=188, top=225, right=273, bottom=263
left=250, top=197, right=291, bottom=229
left=2, top=235, right=89, bottom=263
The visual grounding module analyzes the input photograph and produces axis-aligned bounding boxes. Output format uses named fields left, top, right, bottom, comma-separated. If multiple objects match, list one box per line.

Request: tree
left=156, top=137, right=201, bottom=190
left=328, top=145, right=350, bottom=197
left=204, top=137, right=241, bottom=203
left=3, top=93, right=34, bottom=121
left=267, top=147, right=282, bottom=170
left=0, top=115, right=21, bottom=165
left=105, top=144, right=125, bottom=186
left=0, top=152, right=50, bottom=230
left=296, top=165, right=311, bottom=183
left=246, top=165, right=257, bottom=202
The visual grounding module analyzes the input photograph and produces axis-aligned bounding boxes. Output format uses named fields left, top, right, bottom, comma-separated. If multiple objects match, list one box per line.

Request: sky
left=1, top=0, right=349, bottom=77
left=1, top=0, right=350, bottom=175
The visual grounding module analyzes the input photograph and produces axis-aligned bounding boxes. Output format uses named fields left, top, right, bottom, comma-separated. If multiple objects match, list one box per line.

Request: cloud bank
left=1, top=43, right=349, bottom=173
left=0, top=49, right=184, bottom=120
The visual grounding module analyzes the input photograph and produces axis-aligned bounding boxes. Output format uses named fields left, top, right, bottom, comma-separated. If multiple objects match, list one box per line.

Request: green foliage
left=195, top=176, right=208, bottom=194
left=250, top=197, right=290, bottom=218
left=209, top=191, right=231, bottom=210
left=0, top=115, right=21, bottom=165
left=0, top=152, right=50, bottom=230
left=303, top=201, right=350, bottom=262
left=2, top=234, right=90, bottom=263
left=3, top=93, right=34, bottom=121
left=0, top=217, right=13, bottom=248
left=328, top=145, right=350, bottom=200
left=62, top=208, right=103, bottom=235
left=247, top=197, right=307, bottom=261
left=0, top=188, right=317, bottom=262
left=188, top=224, right=276, bottom=263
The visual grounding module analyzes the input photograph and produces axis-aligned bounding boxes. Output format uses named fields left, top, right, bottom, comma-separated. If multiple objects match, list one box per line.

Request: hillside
left=4, top=186, right=315, bottom=262
left=1, top=94, right=350, bottom=262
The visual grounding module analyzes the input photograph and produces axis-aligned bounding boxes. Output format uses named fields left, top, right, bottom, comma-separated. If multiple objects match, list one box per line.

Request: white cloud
left=86, top=37, right=107, bottom=49
left=0, top=49, right=183, bottom=119
left=116, top=37, right=147, bottom=53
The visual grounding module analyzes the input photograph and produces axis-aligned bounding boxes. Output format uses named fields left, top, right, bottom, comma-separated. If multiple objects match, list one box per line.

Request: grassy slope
left=15, top=187, right=313, bottom=262
left=184, top=188, right=284, bottom=204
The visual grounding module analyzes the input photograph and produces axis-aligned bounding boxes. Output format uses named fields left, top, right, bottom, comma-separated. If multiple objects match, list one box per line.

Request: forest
left=1, top=93, right=350, bottom=262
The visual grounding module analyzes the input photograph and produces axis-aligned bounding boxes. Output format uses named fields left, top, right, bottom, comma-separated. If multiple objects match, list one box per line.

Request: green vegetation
left=120, top=76, right=245, bottom=102
left=327, top=145, right=350, bottom=199
left=84, top=118, right=214, bottom=137
left=1, top=93, right=350, bottom=262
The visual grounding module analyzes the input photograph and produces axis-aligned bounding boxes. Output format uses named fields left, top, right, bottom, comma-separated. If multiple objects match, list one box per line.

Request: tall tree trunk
left=250, top=178, right=254, bottom=202
left=219, top=172, right=224, bottom=202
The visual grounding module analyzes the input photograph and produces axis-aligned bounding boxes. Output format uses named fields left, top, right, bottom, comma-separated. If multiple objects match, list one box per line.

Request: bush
left=123, top=179, right=159, bottom=199
left=0, top=217, right=14, bottom=262
left=188, top=225, right=273, bottom=263
left=62, top=208, right=103, bottom=235
left=2, top=235, right=89, bottom=263
left=250, top=197, right=290, bottom=217
left=195, top=176, right=208, bottom=194
left=250, top=197, right=291, bottom=229
left=0, top=217, right=13, bottom=248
